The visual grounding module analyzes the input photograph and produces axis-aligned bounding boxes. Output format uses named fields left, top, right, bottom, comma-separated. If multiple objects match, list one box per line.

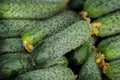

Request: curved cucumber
left=67, top=41, right=92, bottom=65
left=98, top=35, right=120, bottom=61
left=22, top=11, right=81, bottom=52
left=0, top=19, right=38, bottom=38
left=15, top=66, right=74, bottom=80
left=105, top=60, right=120, bottom=80
left=78, top=50, right=102, bottom=80
left=31, top=20, right=91, bottom=68
left=0, top=53, right=35, bottom=79
left=0, top=38, right=26, bottom=55
left=84, top=0, right=120, bottom=18
left=93, top=11, right=120, bottom=37
left=0, top=0, right=67, bottom=19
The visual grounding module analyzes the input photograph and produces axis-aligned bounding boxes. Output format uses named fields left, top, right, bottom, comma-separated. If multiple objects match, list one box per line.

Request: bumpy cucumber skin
left=0, top=38, right=26, bottom=55
left=78, top=50, right=102, bottom=80
left=15, top=66, right=74, bottom=80
left=0, top=0, right=66, bottom=19
left=40, top=56, right=68, bottom=68
left=0, top=20, right=38, bottom=38
left=0, top=53, right=35, bottom=79
left=98, top=35, right=120, bottom=61
left=31, top=20, right=91, bottom=68
left=67, top=41, right=92, bottom=65
left=93, top=11, right=120, bottom=37
left=105, top=60, right=120, bottom=80
left=84, top=0, right=120, bottom=18
left=22, top=11, right=81, bottom=46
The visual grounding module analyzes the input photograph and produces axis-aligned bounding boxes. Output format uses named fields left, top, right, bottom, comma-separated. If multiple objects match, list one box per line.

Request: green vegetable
left=92, top=11, right=120, bottom=37
left=0, top=38, right=26, bottom=55
left=67, top=40, right=92, bottom=65
left=22, top=11, right=81, bottom=52
left=0, top=53, right=35, bottom=79
left=15, top=66, right=74, bottom=80
left=98, top=35, right=120, bottom=61
left=105, top=60, right=120, bottom=80
left=78, top=50, right=102, bottom=80
left=31, top=20, right=91, bottom=68
left=84, top=0, right=120, bottom=18
left=0, top=20, right=38, bottom=38
left=0, top=0, right=67, bottom=19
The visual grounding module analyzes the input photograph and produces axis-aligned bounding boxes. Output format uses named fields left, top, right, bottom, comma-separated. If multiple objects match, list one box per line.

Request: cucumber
left=98, top=35, right=120, bottom=61
left=40, top=56, right=68, bottom=68
left=15, top=66, right=74, bottom=80
left=68, top=0, right=86, bottom=11
left=0, top=53, right=35, bottom=79
left=78, top=50, right=102, bottom=80
left=0, top=38, right=26, bottom=55
left=84, top=0, right=120, bottom=18
left=66, top=40, right=92, bottom=65
left=31, top=20, right=91, bottom=68
left=92, top=11, right=120, bottom=37
left=22, top=11, right=81, bottom=52
left=0, top=0, right=67, bottom=19
left=0, top=19, right=38, bottom=38
left=105, top=60, right=120, bottom=80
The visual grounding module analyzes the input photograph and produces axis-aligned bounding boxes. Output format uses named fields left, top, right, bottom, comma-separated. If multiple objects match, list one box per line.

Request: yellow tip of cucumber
left=23, top=41, right=34, bottom=53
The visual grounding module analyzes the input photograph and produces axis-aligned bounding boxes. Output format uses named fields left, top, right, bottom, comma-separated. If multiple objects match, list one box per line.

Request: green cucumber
left=15, top=66, right=74, bottom=80
left=0, top=53, right=35, bottom=79
left=78, top=50, right=102, bottom=80
left=66, top=40, right=92, bottom=65
left=0, top=19, right=38, bottom=38
left=22, top=11, right=81, bottom=52
left=93, top=11, right=120, bottom=37
left=0, top=38, right=26, bottom=55
left=84, top=0, right=120, bottom=18
left=31, top=20, right=91, bottom=68
left=98, top=35, right=120, bottom=61
left=40, top=56, right=68, bottom=68
left=0, top=0, right=67, bottom=19
left=105, top=60, right=120, bottom=80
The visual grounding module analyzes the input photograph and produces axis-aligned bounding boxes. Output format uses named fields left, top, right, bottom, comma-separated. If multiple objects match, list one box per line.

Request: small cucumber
left=22, top=11, right=81, bottom=52
left=0, top=53, right=35, bottom=79
left=66, top=40, right=92, bottom=65
left=92, top=11, right=120, bottom=37
left=84, top=0, right=120, bottom=18
left=0, top=0, right=67, bottom=19
left=78, top=50, right=102, bottom=80
left=105, top=60, right=120, bottom=80
left=0, top=38, right=26, bottom=55
left=31, top=21, right=91, bottom=68
left=15, top=66, right=74, bottom=80
left=98, top=35, right=120, bottom=61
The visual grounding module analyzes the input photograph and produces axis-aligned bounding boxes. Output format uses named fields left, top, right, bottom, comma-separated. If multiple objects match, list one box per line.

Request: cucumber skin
left=105, top=60, right=120, bottom=80
left=67, top=41, right=92, bottom=65
left=0, top=38, right=26, bottom=55
left=0, top=53, right=35, bottom=79
left=84, top=0, right=120, bottom=18
left=98, top=35, right=120, bottom=61
left=0, top=20, right=38, bottom=38
left=22, top=11, right=81, bottom=46
left=31, top=21, right=91, bottom=68
left=0, top=0, right=66, bottom=19
left=40, top=56, right=68, bottom=68
left=15, top=66, right=74, bottom=80
left=94, top=11, right=120, bottom=37
left=78, top=50, right=102, bottom=80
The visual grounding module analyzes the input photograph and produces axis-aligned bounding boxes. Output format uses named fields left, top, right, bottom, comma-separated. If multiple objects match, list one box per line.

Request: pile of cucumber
left=0, top=0, right=120, bottom=80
